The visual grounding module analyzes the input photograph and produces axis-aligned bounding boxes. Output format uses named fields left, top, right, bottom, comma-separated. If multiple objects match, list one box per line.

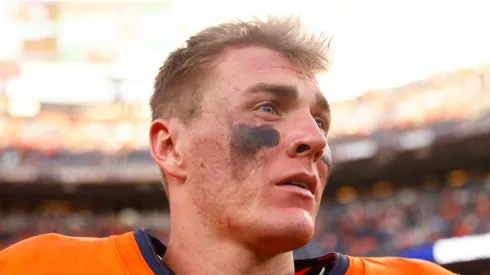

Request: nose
left=287, top=116, right=328, bottom=163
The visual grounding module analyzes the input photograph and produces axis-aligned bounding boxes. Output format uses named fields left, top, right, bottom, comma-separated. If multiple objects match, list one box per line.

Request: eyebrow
left=244, top=83, right=299, bottom=99
left=316, top=92, right=331, bottom=115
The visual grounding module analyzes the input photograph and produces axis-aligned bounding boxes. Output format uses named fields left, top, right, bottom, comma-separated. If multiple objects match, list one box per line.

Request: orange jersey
left=0, top=228, right=456, bottom=275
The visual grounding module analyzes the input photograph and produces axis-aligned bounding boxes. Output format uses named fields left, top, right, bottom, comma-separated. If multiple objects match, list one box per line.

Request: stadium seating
left=2, top=175, right=488, bottom=258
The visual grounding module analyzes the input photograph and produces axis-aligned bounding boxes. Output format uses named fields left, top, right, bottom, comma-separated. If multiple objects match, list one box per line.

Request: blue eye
left=258, top=104, right=277, bottom=115
left=315, top=118, right=329, bottom=135
left=315, top=118, right=325, bottom=130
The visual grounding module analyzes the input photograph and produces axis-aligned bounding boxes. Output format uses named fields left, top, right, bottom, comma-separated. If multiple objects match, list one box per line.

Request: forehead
left=220, top=46, right=296, bottom=73
left=214, top=46, right=321, bottom=95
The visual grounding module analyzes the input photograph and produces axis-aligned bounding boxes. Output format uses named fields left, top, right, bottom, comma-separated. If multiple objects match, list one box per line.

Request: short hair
left=150, top=15, right=331, bottom=195
left=150, top=15, right=331, bottom=123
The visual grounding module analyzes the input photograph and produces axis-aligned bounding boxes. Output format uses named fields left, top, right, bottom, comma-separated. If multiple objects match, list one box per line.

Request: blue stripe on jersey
left=134, top=228, right=174, bottom=275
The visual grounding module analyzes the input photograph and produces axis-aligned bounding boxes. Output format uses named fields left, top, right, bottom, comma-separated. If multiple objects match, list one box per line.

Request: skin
left=149, top=45, right=331, bottom=275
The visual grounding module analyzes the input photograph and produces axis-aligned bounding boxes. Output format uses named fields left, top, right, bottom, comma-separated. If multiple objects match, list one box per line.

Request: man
left=0, top=16, right=455, bottom=275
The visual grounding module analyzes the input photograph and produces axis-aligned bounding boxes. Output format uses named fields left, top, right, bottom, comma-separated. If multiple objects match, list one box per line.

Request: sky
left=3, top=0, right=490, bottom=103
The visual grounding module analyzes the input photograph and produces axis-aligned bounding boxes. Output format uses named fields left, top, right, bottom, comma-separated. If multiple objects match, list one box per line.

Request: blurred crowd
left=2, top=173, right=488, bottom=257
left=1, top=64, right=490, bottom=172
left=0, top=147, right=153, bottom=169
left=317, top=175, right=490, bottom=256
left=0, top=210, right=170, bottom=251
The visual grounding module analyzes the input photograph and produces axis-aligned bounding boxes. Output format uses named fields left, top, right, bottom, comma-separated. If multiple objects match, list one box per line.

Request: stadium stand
left=1, top=174, right=488, bottom=255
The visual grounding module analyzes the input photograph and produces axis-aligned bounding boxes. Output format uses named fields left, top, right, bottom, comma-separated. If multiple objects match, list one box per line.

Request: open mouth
left=280, top=181, right=309, bottom=190
left=276, top=173, right=317, bottom=196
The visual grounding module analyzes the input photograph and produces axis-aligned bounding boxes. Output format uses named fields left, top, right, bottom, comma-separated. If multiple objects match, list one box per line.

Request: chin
left=247, top=209, right=316, bottom=254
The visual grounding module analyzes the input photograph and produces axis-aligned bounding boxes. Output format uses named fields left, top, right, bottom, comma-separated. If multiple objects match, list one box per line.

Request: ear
left=149, top=119, right=187, bottom=180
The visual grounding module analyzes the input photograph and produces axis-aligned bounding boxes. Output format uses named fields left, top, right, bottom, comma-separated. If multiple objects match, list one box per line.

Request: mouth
left=276, top=173, right=317, bottom=196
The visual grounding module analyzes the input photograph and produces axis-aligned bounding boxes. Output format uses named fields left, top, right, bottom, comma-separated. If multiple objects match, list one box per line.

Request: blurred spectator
left=1, top=175, right=488, bottom=257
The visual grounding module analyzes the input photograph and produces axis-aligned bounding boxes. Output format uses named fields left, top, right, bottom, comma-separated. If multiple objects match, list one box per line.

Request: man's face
left=183, top=46, right=331, bottom=253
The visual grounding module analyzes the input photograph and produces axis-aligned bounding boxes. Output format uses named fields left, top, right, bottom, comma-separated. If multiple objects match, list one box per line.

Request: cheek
left=186, top=133, right=238, bottom=215
left=319, top=164, right=329, bottom=183
left=188, top=131, right=230, bottom=181
left=316, top=164, right=329, bottom=194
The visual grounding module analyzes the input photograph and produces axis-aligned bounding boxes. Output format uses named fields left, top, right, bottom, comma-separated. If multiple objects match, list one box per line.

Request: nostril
left=296, top=144, right=310, bottom=154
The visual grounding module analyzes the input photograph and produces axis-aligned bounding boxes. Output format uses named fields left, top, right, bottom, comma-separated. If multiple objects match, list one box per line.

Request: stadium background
left=0, top=1, right=489, bottom=274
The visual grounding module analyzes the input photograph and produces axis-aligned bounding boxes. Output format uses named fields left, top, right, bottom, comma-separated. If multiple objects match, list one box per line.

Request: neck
left=163, top=216, right=296, bottom=275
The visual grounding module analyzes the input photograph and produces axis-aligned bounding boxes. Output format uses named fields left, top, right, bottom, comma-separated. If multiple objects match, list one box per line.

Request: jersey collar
left=133, top=228, right=349, bottom=275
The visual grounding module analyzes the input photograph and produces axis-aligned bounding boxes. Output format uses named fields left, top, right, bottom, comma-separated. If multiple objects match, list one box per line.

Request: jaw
left=245, top=227, right=314, bottom=255
left=230, top=206, right=316, bottom=255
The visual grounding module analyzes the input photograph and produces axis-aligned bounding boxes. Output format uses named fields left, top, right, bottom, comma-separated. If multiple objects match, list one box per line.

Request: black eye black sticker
left=230, top=123, right=280, bottom=159
left=321, top=145, right=332, bottom=168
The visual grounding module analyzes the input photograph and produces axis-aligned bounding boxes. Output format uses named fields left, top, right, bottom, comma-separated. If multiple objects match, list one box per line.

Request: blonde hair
left=150, top=15, right=331, bottom=195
